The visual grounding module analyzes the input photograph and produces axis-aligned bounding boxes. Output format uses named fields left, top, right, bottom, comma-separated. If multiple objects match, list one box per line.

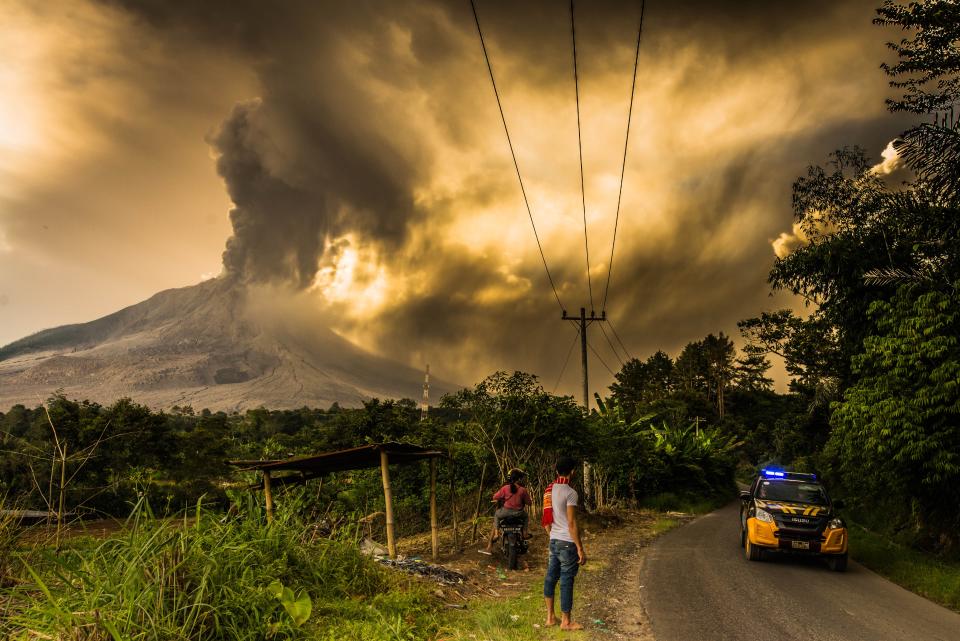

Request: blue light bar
left=762, top=468, right=785, bottom=478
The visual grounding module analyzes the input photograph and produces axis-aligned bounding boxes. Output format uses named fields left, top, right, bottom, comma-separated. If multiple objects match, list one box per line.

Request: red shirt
left=493, top=484, right=532, bottom=510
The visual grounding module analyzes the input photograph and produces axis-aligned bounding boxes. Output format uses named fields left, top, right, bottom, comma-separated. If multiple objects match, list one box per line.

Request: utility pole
left=421, top=364, right=430, bottom=422
left=562, top=307, right=606, bottom=510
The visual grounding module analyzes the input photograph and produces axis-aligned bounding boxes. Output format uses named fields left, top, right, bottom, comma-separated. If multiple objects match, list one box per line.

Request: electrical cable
left=586, top=337, right=616, bottom=376
left=607, top=316, right=634, bottom=361
left=601, top=0, right=646, bottom=313
left=570, top=0, right=594, bottom=313
left=553, top=327, right=582, bottom=393
left=469, top=0, right=566, bottom=313
left=598, top=322, right=626, bottom=368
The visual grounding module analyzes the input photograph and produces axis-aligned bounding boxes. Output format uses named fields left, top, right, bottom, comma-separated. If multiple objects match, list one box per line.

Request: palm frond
left=893, top=119, right=960, bottom=203
left=862, top=265, right=938, bottom=287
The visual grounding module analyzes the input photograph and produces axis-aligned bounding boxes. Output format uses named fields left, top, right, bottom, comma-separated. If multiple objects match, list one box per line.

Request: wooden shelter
left=229, top=443, right=446, bottom=560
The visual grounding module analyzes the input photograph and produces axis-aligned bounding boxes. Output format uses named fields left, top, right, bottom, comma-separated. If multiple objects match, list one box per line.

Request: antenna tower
left=421, top=364, right=430, bottom=421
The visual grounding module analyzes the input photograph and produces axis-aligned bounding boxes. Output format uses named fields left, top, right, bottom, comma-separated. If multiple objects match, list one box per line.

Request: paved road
left=641, top=502, right=960, bottom=641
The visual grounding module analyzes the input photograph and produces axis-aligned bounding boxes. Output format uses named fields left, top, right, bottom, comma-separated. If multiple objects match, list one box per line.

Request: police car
left=739, top=469, right=848, bottom=571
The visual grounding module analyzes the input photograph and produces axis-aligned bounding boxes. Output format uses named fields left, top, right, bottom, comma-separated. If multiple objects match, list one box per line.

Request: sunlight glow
left=0, top=4, right=49, bottom=175
left=312, top=237, right=390, bottom=317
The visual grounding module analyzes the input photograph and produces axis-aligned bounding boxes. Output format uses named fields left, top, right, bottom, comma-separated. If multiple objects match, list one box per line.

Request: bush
left=1, top=499, right=437, bottom=641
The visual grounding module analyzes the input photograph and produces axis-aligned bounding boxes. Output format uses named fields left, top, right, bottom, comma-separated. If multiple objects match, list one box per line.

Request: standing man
left=542, top=456, right=586, bottom=630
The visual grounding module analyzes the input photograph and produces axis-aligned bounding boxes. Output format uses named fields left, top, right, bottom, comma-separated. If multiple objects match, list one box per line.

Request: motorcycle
left=496, top=513, right=529, bottom=570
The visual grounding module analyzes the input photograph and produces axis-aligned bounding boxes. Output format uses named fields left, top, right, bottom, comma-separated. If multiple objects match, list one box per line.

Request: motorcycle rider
left=485, top=468, right=533, bottom=552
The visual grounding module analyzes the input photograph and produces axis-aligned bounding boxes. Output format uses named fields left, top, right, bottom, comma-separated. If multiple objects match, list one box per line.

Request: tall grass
left=1, top=497, right=437, bottom=640
left=0, top=495, right=29, bottom=589
left=849, top=523, right=960, bottom=612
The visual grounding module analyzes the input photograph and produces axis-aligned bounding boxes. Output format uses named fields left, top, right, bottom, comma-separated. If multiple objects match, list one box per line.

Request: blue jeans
left=543, top=539, right=579, bottom=613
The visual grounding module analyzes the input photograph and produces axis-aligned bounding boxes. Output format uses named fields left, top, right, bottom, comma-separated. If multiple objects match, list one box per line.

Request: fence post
left=380, top=450, right=397, bottom=558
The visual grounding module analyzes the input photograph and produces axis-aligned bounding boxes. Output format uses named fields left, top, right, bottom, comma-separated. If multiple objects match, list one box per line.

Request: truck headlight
left=755, top=508, right=775, bottom=524
left=827, top=518, right=844, bottom=529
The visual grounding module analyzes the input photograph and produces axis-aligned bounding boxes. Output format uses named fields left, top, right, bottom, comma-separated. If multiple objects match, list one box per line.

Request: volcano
left=0, top=279, right=455, bottom=411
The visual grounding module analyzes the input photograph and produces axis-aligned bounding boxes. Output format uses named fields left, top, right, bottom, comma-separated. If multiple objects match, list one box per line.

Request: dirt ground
left=398, top=508, right=696, bottom=639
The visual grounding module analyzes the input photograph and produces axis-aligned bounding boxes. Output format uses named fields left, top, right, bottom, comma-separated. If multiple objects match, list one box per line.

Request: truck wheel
left=740, top=526, right=745, bottom=547
left=745, top=538, right=763, bottom=562
left=827, top=553, right=848, bottom=572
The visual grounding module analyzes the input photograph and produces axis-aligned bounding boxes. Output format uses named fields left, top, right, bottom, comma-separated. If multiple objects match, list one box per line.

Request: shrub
left=2, top=499, right=437, bottom=641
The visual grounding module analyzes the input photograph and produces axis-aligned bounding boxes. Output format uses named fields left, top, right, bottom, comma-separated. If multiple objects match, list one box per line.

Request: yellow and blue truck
left=740, top=469, right=848, bottom=572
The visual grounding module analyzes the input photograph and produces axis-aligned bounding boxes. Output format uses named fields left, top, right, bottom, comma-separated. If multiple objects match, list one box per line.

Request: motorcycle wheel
left=506, top=532, right=519, bottom=570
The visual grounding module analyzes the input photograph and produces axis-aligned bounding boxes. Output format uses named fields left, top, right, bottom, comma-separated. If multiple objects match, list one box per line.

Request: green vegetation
left=1, top=500, right=438, bottom=641
left=0, top=368, right=739, bottom=640
left=850, top=524, right=960, bottom=612
left=441, top=583, right=578, bottom=641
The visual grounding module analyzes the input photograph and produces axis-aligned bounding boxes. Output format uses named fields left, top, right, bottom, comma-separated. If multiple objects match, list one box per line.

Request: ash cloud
left=103, top=0, right=912, bottom=394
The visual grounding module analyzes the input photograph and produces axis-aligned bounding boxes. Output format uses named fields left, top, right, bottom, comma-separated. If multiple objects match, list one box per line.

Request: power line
left=586, top=337, right=616, bottom=376
left=598, top=322, right=626, bottom=368
left=570, top=0, right=594, bottom=313
left=553, top=327, right=581, bottom=393
left=607, top=316, right=634, bottom=361
left=469, top=0, right=566, bottom=313
left=601, top=0, right=646, bottom=313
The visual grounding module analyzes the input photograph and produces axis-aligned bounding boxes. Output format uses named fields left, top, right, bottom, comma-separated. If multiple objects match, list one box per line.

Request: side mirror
left=832, top=499, right=845, bottom=509
left=739, top=491, right=752, bottom=501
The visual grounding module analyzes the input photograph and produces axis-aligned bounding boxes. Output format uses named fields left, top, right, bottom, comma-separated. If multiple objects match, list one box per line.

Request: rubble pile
left=376, top=557, right=467, bottom=585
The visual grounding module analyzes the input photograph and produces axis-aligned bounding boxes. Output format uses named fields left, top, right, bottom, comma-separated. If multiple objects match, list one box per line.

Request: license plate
left=791, top=541, right=810, bottom=550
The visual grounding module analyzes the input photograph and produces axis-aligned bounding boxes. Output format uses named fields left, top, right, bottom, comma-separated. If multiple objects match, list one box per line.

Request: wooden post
left=471, top=461, right=487, bottom=542
left=56, top=441, right=67, bottom=549
left=263, top=470, right=274, bottom=523
left=449, top=455, right=459, bottom=552
left=430, top=457, right=439, bottom=562
left=380, top=450, right=397, bottom=558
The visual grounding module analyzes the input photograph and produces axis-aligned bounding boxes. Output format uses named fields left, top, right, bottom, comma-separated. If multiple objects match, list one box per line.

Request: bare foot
left=544, top=618, right=558, bottom=627
left=560, top=621, right=584, bottom=631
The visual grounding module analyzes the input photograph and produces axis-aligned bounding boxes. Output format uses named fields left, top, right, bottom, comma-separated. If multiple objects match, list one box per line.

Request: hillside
left=0, top=279, right=455, bottom=411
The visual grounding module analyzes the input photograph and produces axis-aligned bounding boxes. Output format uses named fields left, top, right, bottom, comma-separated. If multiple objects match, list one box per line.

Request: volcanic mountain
left=0, top=279, right=455, bottom=411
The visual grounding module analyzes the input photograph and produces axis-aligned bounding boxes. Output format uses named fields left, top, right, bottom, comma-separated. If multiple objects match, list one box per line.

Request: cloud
left=5, top=0, right=914, bottom=396
left=771, top=137, right=902, bottom=260
left=871, top=140, right=903, bottom=175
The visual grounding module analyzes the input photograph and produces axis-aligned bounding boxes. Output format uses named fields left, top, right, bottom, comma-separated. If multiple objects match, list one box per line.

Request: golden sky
left=0, top=0, right=914, bottom=395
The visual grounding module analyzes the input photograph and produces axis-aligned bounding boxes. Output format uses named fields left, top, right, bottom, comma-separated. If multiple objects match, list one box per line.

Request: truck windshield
left=758, top=481, right=827, bottom=505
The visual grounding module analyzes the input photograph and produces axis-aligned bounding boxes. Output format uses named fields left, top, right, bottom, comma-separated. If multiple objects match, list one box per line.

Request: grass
left=0, top=498, right=439, bottom=641
left=439, top=582, right=586, bottom=641
left=2, top=496, right=702, bottom=641
left=849, top=523, right=960, bottom=612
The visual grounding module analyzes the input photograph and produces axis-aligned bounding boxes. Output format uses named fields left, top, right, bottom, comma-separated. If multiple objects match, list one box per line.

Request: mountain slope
left=0, top=279, right=455, bottom=411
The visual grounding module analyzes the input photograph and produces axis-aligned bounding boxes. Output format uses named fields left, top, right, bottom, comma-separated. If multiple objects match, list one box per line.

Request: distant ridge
left=0, top=279, right=457, bottom=411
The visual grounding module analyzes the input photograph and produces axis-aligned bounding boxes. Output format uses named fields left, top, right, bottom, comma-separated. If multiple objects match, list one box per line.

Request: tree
left=867, top=1, right=960, bottom=283
left=609, top=351, right=675, bottom=420
left=738, top=310, right=843, bottom=397
left=674, top=341, right=708, bottom=394
left=829, top=284, right=960, bottom=548
left=876, top=0, right=960, bottom=115
left=702, top=333, right=736, bottom=418
left=440, top=371, right=585, bottom=497
left=734, top=348, right=773, bottom=392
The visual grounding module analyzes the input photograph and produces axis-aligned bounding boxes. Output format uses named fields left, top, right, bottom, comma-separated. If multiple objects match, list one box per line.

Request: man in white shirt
left=543, top=457, right=587, bottom=630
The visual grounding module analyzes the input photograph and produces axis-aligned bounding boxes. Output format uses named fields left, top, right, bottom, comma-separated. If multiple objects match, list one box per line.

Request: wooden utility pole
left=429, top=458, right=439, bottom=561
left=263, top=470, right=275, bottom=523
left=380, top=450, right=397, bottom=558
left=562, top=307, right=606, bottom=510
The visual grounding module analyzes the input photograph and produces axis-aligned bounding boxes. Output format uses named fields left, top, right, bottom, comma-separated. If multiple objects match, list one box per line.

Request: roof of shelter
left=228, top=442, right=445, bottom=476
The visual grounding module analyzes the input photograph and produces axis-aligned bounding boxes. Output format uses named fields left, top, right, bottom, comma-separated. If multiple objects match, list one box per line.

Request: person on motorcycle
left=485, top=468, right=533, bottom=552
